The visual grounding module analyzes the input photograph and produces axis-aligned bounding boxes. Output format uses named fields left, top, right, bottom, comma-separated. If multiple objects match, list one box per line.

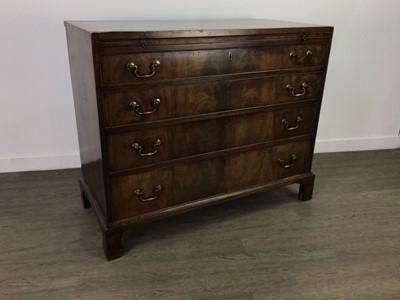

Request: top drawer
left=100, top=44, right=328, bottom=85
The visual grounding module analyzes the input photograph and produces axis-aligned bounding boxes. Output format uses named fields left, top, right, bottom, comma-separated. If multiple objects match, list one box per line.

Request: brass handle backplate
left=281, top=115, right=303, bottom=131
left=134, top=185, right=163, bottom=202
left=129, top=98, right=161, bottom=115
left=126, top=60, right=161, bottom=78
left=286, top=82, right=308, bottom=97
left=277, top=154, right=297, bottom=168
left=132, top=139, right=161, bottom=157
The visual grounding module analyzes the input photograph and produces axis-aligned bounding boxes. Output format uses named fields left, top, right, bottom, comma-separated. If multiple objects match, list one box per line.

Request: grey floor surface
left=0, top=149, right=399, bottom=300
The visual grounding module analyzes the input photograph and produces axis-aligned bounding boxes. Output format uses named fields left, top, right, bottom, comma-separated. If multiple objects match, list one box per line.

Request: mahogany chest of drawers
left=65, top=20, right=333, bottom=260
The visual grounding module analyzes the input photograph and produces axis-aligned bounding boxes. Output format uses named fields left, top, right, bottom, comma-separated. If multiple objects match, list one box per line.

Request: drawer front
left=107, top=127, right=170, bottom=171
left=103, top=81, right=226, bottom=127
left=225, top=148, right=274, bottom=192
left=111, top=169, right=173, bottom=220
left=172, top=158, right=225, bottom=204
left=111, top=158, right=224, bottom=220
left=226, top=111, right=274, bottom=147
left=107, top=119, right=225, bottom=171
left=275, top=72, right=324, bottom=103
left=272, top=139, right=313, bottom=179
left=279, top=44, right=328, bottom=69
left=110, top=139, right=314, bottom=220
left=101, top=49, right=229, bottom=84
left=272, top=103, right=319, bottom=139
left=100, top=44, right=327, bottom=84
left=103, top=73, right=323, bottom=128
left=230, top=44, right=327, bottom=73
left=172, top=119, right=225, bottom=157
left=107, top=105, right=317, bottom=171
left=103, top=89, right=171, bottom=127
left=226, top=103, right=318, bottom=148
left=226, top=72, right=324, bottom=110
left=225, top=139, right=313, bottom=192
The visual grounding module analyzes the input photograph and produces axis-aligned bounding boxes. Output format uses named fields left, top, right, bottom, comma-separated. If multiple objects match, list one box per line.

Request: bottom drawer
left=111, top=139, right=314, bottom=221
left=225, top=139, right=313, bottom=192
left=111, top=158, right=225, bottom=220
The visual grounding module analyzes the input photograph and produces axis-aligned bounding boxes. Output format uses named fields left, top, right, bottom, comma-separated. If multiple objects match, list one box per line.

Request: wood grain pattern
left=272, top=103, right=319, bottom=139
left=171, top=119, right=225, bottom=158
left=226, top=112, right=274, bottom=147
left=100, top=49, right=230, bottom=84
left=111, top=158, right=225, bottom=220
left=100, top=44, right=328, bottom=85
left=107, top=127, right=170, bottom=171
left=65, top=22, right=108, bottom=219
left=107, top=107, right=317, bottom=173
left=1, top=149, right=399, bottom=299
left=226, top=72, right=324, bottom=110
left=103, top=72, right=323, bottom=128
left=225, top=147, right=274, bottom=191
left=172, top=158, right=225, bottom=204
left=111, top=168, right=173, bottom=220
left=102, top=88, right=171, bottom=127
left=272, top=139, right=313, bottom=179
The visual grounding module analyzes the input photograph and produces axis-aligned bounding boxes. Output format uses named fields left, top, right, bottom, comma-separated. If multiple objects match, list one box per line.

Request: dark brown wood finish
left=65, top=24, right=108, bottom=218
left=102, top=71, right=324, bottom=128
left=65, top=19, right=333, bottom=260
left=100, top=44, right=328, bottom=85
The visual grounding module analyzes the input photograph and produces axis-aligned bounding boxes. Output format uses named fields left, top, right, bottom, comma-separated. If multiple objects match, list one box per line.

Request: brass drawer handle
left=126, top=60, right=161, bottom=78
left=289, top=49, right=313, bottom=58
left=281, top=115, right=303, bottom=131
left=129, top=98, right=161, bottom=115
left=134, top=185, right=163, bottom=202
left=286, top=82, right=308, bottom=97
left=277, top=154, right=297, bottom=168
left=132, top=139, right=161, bottom=157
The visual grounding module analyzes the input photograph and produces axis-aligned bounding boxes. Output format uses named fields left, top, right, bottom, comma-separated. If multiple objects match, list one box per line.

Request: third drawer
left=107, top=103, right=319, bottom=171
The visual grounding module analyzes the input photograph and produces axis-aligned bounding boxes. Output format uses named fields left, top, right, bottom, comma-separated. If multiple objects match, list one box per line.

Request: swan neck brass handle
left=281, top=115, right=303, bottom=131
left=289, top=49, right=313, bottom=59
left=277, top=154, right=297, bottom=168
left=126, top=60, right=161, bottom=78
left=134, top=185, right=163, bottom=202
left=132, top=139, right=161, bottom=157
left=129, top=98, right=161, bottom=115
left=286, top=82, right=308, bottom=97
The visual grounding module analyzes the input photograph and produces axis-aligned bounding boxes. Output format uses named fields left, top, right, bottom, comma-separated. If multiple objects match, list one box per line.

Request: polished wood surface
left=100, top=44, right=328, bottom=84
left=65, top=20, right=333, bottom=260
left=65, top=23, right=108, bottom=219
left=1, top=149, right=400, bottom=299
left=103, top=72, right=323, bottom=128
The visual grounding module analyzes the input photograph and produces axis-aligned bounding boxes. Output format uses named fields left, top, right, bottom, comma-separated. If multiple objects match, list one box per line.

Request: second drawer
left=103, top=72, right=324, bottom=127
